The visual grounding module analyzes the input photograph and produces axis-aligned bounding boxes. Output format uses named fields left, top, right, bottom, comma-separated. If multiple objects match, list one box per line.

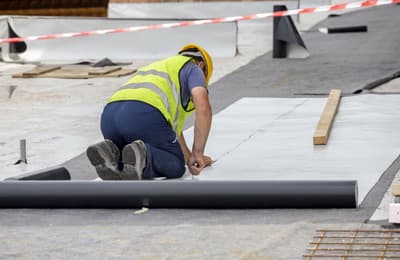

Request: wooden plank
left=0, top=7, right=107, bottom=17
left=313, top=89, right=341, bottom=145
left=21, top=65, right=61, bottom=77
left=88, top=66, right=122, bottom=75
left=392, top=183, right=400, bottom=196
left=103, top=68, right=136, bottom=78
left=13, top=67, right=136, bottom=79
left=45, top=67, right=135, bottom=79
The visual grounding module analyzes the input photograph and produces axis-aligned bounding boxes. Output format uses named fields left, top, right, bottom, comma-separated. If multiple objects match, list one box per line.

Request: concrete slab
left=372, top=77, right=400, bottom=93
left=0, top=219, right=370, bottom=259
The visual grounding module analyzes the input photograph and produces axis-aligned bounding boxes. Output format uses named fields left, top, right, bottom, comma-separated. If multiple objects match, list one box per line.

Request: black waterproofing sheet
left=0, top=180, right=357, bottom=208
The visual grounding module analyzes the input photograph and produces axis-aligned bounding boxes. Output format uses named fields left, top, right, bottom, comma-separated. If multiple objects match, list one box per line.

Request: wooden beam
left=21, top=65, right=61, bottom=77
left=392, top=183, right=400, bottom=196
left=0, top=7, right=107, bottom=17
left=88, top=66, right=122, bottom=75
left=13, top=66, right=136, bottom=79
left=313, top=89, right=342, bottom=145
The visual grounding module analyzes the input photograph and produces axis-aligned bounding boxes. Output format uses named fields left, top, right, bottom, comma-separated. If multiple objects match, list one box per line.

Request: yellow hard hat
left=178, top=43, right=213, bottom=86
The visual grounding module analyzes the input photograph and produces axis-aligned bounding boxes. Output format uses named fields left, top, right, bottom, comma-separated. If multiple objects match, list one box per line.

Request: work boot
left=121, top=140, right=147, bottom=180
left=86, top=139, right=121, bottom=180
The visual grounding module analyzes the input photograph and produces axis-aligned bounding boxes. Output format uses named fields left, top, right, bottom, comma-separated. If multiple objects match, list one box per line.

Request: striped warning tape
left=0, top=0, right=399, bottom=43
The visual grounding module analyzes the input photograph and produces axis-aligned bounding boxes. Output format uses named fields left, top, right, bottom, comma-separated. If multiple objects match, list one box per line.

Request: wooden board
left=21, top=65, right=61, bottom=77
left=88, top=66, right=122, bottom=75
left=313, top=89, right=342, bottom=145
left=13, top=66, right=136, bottom=79
left=0, top=0, right=108, bottom=17
left=392, top=183, right=400, bottom=196
left=0, top=7, right=107, bottom=17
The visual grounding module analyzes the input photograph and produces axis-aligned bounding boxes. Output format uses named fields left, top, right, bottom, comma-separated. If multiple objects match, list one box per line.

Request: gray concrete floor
left=1, top=2, right=400, bottom=259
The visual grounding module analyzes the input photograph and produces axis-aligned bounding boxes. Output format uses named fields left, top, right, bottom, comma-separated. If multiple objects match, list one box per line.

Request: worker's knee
left=164, top=160, right=186, bottom=179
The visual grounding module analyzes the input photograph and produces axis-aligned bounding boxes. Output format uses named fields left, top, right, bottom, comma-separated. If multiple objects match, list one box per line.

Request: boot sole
left=121, top=141, right=146, bottom=180
left=86, top=140, right=121, bottom=180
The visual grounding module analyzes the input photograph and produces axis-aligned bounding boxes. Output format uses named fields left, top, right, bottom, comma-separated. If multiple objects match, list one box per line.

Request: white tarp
left=184, top=95, right=400, bottom=205
left=108, top=1, right=296, bottom=19
left=0, top=16, right=237, bottom=63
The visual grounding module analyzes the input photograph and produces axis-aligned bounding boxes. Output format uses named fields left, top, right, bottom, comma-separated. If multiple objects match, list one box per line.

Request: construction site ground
left=1, top=1, right=400, bottom=259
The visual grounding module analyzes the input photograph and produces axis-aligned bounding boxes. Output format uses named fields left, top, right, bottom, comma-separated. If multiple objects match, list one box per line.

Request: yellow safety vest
left=108, top=55, right=196, bottom=135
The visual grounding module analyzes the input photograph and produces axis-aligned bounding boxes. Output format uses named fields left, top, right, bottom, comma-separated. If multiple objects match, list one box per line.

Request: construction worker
left=87, top=43, right=213, bottom=180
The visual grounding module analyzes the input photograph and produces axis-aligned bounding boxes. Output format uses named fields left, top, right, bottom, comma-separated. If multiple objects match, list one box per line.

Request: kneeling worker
left=87, top=43, right=213, bottom=180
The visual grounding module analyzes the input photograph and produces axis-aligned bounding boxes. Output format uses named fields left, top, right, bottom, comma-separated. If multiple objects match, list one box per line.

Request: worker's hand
left=188, top=154, right=206, bottom=175
left=188, top=154, right=213, bottom=175
left=203, top=155, right=213, bottom=167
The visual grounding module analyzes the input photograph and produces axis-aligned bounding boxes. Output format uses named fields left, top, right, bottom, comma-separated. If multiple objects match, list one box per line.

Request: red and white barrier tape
left=1, top=0, right=399, bottom=43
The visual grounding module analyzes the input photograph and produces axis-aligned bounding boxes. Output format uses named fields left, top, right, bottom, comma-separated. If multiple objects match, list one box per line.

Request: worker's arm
left=178, top=133, right=191, bottom=164
left=179, top=133, right=213, bottom=167
left=188, top=86, right=212, bottom=175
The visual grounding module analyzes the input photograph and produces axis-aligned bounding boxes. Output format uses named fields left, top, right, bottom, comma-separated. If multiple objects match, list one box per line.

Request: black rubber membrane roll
left=4, top=167, right=71, bottom=181
left=327, top=25, right=368, bottom=33
left=0, top=180, right=358, bottom=209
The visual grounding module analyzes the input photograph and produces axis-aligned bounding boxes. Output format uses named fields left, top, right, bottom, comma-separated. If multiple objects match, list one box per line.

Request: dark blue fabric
left=100, top=101, right=186, bottom=179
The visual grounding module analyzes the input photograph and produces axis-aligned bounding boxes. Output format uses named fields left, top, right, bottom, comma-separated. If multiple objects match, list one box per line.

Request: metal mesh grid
left=304, top=229, right=400, bottom=259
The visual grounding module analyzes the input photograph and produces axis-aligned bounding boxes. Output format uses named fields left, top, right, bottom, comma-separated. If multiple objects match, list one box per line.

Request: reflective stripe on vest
left=121, top=82, right=171, bottom=113
left=109, top=55, right=194, bottom=134
left=121, top=69, right=180, bottom=131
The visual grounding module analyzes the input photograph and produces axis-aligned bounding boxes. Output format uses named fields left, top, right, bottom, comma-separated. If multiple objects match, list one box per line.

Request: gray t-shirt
left=179, top=61, right=207, bottom=109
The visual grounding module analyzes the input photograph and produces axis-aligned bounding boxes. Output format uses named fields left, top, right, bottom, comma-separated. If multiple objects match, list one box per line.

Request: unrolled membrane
left=0, top=16, right=237, bottom=62
left=4, top=166, right=71, bottom=181
left=0, top=180, right=357, bottom=208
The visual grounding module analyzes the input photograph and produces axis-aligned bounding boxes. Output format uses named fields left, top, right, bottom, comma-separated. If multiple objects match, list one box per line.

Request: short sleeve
left=179, top=62, right=207, bottom=108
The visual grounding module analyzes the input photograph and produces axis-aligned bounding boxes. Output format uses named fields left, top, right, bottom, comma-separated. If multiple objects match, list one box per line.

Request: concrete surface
left=369, top=169, right=399, bottom=222
left=1, top=1, right=400, bottom=259
left=373, top=77, right=400, bottom=93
